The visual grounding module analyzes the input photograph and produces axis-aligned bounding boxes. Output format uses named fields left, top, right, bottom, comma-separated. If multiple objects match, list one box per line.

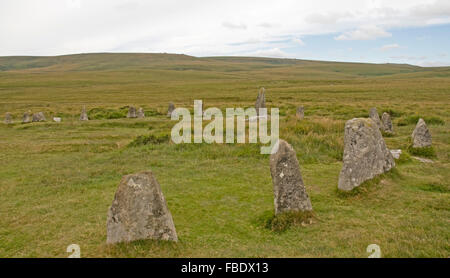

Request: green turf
left=0, top=53, right=449, bottom=257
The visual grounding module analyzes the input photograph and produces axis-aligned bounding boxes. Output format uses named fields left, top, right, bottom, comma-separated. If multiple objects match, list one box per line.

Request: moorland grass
left=0, top=54, right=449, bottom=257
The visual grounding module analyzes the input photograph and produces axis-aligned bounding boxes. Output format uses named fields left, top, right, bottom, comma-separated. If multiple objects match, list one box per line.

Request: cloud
left=222, top=21, right=247, bottom=30
left=335, top=25, right=392, bottom=41
left=292, top=38, right=305, bottom=46
left=246, top=48, right=289, bottom=58
left=380, top=43, right=400, bottom=51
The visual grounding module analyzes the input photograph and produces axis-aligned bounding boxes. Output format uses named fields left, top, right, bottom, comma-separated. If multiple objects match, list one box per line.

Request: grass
left=0, top=53, right=449, bottom=258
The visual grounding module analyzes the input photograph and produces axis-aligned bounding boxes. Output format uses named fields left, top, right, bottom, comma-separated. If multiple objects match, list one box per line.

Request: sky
left=1, top=0, right=450, bottom=66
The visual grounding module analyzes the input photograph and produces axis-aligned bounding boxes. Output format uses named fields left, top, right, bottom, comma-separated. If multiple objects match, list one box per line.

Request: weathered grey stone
left=127, top=106, right=137, bottom=118
left=32, top=112, right=46, bottom=122
left=369, top=107, right=381, bottom=129
left=412, top=118, right=432, bottom=148
left=80, top=106, right=89, bottom=121
left=106, top=171, right=178, bottom=244
left=255, top=87, right=266, bottom=115
left=296, top=106, right=304, bottom=120
left=22, top=111, right=32, bottom=123
left=5, top=112, right=12, bottom=124
left=270, top=139, right=313, bottom=214
left=167, top=102, right=175, bottom=117
left=338, top=118, right=395, bottom=191
left=137, top=108, right=145, bottom=118
left=381, top=112, right=393, bottom=134
left=53, top=117, right=62, bottom=122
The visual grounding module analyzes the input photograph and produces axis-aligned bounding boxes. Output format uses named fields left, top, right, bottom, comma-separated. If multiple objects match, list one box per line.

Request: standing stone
left=32, top=112, right=46, bottom=122
left=296, top=106, right=304, bottom=120
left=106, top=171, right=178, bottom=244
left=255, top=87, right=266, bottom=115
left=338, top=118, right=395, bottom=191
left=269, top=139, right=313, bottom=214
left=127, top=106, right=137, bottom=118
left=167, top=102, right=175, bottom=117
left=22, top=111, right=32, bottom=123
left=381, top=112, right=393, bottom=134
left=369, top=107, right=381, bottom=129
left=5, top=112, right=12, bottom=124
left=80, top=106, right=89, bottom=121
left=137, top=108, right=145, bottom=118
left=412, top=118, right=432, bottom=148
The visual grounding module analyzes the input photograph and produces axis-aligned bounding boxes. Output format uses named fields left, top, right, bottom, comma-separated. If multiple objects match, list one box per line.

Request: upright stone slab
left=80, top=106, right=89, bottom=121
left=22, top=111, right=32, bottom=123
left=255, top=88, right=266, bottom=115
left=412, top=118, right=432, bottom=148
left=369, top=107, right=381, bottom=129
left=270, top=139, right=313, bottom=214
left=338, top=118, right=395, bottom=191
left=381, top=112, right=393, bottom=134
left=106, top=171, right=178, bottom=244
left=5, top=112, right=12, bottom=124
left=127, top=106, right=137, bottom=118
left=167, top=102, right=175, bottom=117
left=137, top=108, right=145, bottom=118
left=32, top=112, right=46, bottom=122
left=296, top=106, right=304, bottom=120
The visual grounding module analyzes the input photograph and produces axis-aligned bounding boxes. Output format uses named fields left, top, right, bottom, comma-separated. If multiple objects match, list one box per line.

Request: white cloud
left=335, top=26, right=392, bottom=41
left=293, top=38, right=305, bottom=46
left=222, top=22, right=247, bottom=30
left=246, top=48, right=289, bottom=58
left=380, top=43, right=400, bottom=51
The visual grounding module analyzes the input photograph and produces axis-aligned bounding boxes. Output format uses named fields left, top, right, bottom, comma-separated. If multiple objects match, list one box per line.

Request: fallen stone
left=381, top=112, right=393, bottom=134
left=270, top=139, right=313, bottom=214
left=137, top=107, right=145, bottom=118
left=106, top=171, right=178, bottom=244
left=369, top=107, right=381, bottom=129
left=53, top=117, right=62, bottom=122
left=390, top=149, right=402, bottom=159
left=32, top=112, right=46, bottom=122
left=127, top=106, right=137, bottom=118
left=296, top=106, right=304, bottom=120
left=412, top=156, right=434, bottom=163
left=412, top=118, right=432, bottom=148
left=338, top=118, right=395, bottom=191
left=167, top=102, right=175, bottom=117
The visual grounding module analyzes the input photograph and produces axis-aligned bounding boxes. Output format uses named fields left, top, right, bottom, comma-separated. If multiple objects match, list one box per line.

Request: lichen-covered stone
left=127, top=106, right=137, bottom=118
left=137, top=108, right=145, bottom=118
left=106, top=171, right=178, bottom=244
left=32, top=112, right=46, bottom=122
left=381, top=112, right=393, bottom=134
left=270, top=139, right=313, bottom=214
left=80, top=106, right=89, bottom=121
left=296, top=106, right=304, bottom=120
left=5, top=112, right=12, bottom=124
left=22, top=111, right=32, bottom=123
left=369, top=107, right=381, bottom=129
left=167, top=102, right=175, bottom=117
left=411, top=118, right=432, bottom=148
left=338, top=118, right=395, bottom=191
left=255, top=88, right=266, bottom=115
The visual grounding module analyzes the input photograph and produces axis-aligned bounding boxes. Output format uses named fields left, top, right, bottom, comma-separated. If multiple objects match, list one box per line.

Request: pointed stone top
left=412, top=118, right=432, bottom=148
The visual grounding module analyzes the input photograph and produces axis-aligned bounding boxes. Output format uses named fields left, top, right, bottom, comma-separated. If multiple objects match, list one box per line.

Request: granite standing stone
left=167, top=102, right=175, bottom=117
left=381, top=112, right=393, bottom=134
left=5, top=112, right=12, bottom=124
left=412, top=118, right=432, bottom=148
left=80, top=106, right=89, bottom=121
left=32, top=112, right=46, bottom=122
left=369, top=107, right=381, bottom=129
left=338, top=118, right=395, bottom=191
left=137, top=108, right=145, bottom=118
left=255, top=88, right=266, bottom=115
left=106, top=171, right=178, bottom=244
left=22, top=111, right=32, bottom=123
left=296, top=106, right=304, bottom=120
left=127, top=106, right=137, bottom=118
left=270, top=139, right=313, bottom=214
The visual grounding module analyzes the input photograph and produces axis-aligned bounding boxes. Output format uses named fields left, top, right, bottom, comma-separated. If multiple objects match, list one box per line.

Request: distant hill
left=0, top=53, right=449, bottom=78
